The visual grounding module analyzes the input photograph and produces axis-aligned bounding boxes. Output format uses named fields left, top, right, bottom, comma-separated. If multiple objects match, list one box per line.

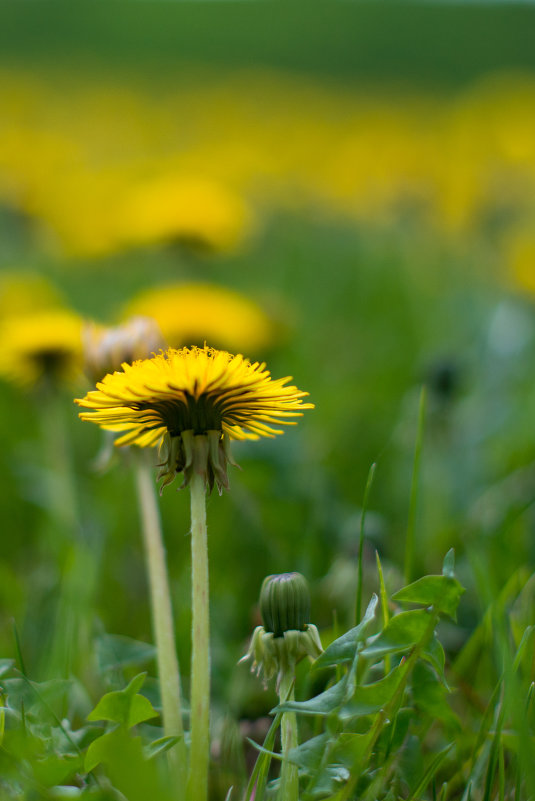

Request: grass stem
left=135, top=450, right=187, bottom=789
left=404, top=385, right=426, bottom=586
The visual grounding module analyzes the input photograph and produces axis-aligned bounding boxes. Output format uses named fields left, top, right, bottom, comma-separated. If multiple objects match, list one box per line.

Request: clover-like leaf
left=87, top=672, right=157, bottom=728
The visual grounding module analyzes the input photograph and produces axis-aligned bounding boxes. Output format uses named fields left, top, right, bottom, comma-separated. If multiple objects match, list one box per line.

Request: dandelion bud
left=240, top=572, right=322, bottom=690
left=260, top=572, right=310, bottom=637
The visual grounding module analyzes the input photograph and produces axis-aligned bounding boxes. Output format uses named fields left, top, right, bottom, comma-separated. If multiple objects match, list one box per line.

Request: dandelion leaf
left=392, top=575, right=465, bottom=621
left=314, top=594, right=378, bottom=670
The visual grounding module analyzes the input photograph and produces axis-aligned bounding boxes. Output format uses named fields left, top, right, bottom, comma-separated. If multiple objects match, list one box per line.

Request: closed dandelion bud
left=260, top=572, right=310, bottom=637
left=240, top=572, right=322, bottom=690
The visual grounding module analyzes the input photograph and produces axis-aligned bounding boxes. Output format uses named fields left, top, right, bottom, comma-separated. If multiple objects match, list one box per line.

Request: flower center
left=138, top=393, right=223, bottom=437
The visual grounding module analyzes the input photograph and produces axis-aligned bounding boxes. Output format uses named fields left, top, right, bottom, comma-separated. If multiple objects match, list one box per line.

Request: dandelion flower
left=83, top=316, right=165, bottom=384
left=0, top=309, right=83, bottom=388
left=116, top=176, right=252, bottom=253
left=123, top=283, right=274, bottom=353
left=76, top=345, right=313, bottom=491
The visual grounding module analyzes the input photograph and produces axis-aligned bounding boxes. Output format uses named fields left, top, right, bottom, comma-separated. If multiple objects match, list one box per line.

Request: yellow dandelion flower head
left=116, top=175, right=253, bottom=253
left=76, top=345, right=313, bottom=491
left=0, top=308, right=84, bottom=388
left=123, top=283, right=274, bottom=353
left=83, top=316, right=165, bottom=384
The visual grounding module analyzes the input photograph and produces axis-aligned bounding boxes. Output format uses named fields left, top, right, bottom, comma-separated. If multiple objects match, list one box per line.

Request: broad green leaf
left=287, top=733, right=330, bottom=773
left=361, top=610, right=433, bottom=660
left=32, top=752, right=83, bottom=787
left=95, top=634, right=156, bottom=674
left=341, top=663, right=406, bottom=720
left=314, top=595, right=378, bottom=670
left=411, top=663, right=460, bottom=730
left=85, top=728, right=123, bottom=772
left=2, top=678, right=72, bottom=717
left=274, top=677, right=348, bottom=717
left=333, top=730, right=374, bottom=768
left=87, top=673, right=157, bottom=727
left=392, top=575, right=465, bottom=620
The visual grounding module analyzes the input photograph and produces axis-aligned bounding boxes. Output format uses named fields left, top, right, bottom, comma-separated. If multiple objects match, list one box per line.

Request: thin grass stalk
left=278, top=672, right=298, bottom=801
left=404, top=385, right=426, bottom=585
left=356, top=462, right=376, bottom=626
left=134, top=451, right=187, bottom=787
left=41, top=386, right=94, bottom=678
left=187, top=470, right=210, bottom=801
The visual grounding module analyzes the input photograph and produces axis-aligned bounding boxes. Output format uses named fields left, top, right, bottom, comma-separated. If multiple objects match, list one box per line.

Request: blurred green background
left=1, top=0, right=535, bottom=723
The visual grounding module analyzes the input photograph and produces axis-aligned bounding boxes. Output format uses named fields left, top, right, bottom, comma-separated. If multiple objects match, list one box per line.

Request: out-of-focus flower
left=0, top=271, right=65, bottom=320
left=0, top=309, right=84, bottom=388
left=506, top=227, right=535, bottom=295
left=76, top=344, right=313, bottom=491
left=115, top=175, right=253, bottom=253
left=123, top=283, right=275, bottom=353
left=83, top=316, right=165, bottom=384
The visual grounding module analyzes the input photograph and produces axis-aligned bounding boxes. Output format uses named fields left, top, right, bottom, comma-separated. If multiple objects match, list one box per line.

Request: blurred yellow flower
left=115, top=175, right=253, bottom=253
left=0, top=272, right=65, bottom=320
left=124, top=283, right=274, bottom=353
left=506, top=228, right=535, bottom=295
left=83, top=316, right=165, bottom=384
left=76, top=345, right=313, bottom=490
left=0, top=309, right=84, bottom=388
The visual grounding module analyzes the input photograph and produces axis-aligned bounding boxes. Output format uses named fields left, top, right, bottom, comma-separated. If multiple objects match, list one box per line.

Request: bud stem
left=278, top=671, right=299, bottom=801
left=187, top=469, right=211, bottom=801
left=134, top=450, right=187, bottom=788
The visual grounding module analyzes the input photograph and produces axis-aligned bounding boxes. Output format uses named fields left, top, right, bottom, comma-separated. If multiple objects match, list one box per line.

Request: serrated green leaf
left=392, top=575, right=465, bottom=620
left=314, top=595, right=378, bottom=670
left=274, top=677, right=348, bottom=717
left=287, top=733, right=330, bottom=773
left=361, top=610, right=433, bottom=660
left=411, top=662, right=460, bottom=730
left=341, top=663, right=406, bottom=720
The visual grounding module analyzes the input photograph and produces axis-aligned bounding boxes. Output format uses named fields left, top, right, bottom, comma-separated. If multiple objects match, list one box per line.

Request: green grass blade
left=406, top=744, right=454, bottom=801
left=356, top=462, right=376, bottom=626
left=404, top=385, right=426, bottom=586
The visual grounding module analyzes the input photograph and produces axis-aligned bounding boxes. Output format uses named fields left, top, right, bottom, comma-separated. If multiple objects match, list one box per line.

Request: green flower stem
left=278, top=672, right=298, bottom=801
left=134, top=451, right=187, bottom=787
left=187, top=469, right=210, bottom=801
